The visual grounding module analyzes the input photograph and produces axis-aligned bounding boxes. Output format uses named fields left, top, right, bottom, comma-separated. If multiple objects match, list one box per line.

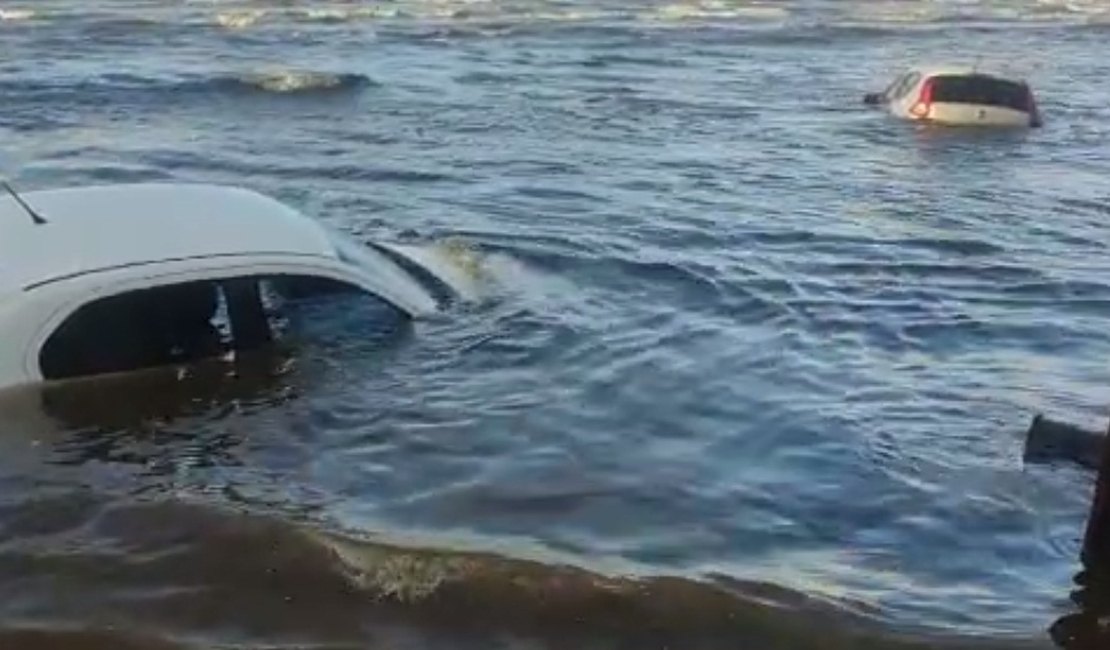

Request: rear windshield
left=930, top=75, right=1030, bottom=111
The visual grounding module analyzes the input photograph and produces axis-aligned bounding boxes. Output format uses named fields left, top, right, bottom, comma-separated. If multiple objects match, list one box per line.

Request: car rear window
left=930, top=75, right=1030, bottom=111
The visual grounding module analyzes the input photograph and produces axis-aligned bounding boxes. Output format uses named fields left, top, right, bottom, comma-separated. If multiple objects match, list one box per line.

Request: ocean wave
left=834, top=0, right=1110, bottom=25
left=376, top=239, right=497, bottom=305
left=522, top=9, right=607, bottom=23
left=644, top=1, right=790, bottom=23
left=213, top=5, right=401, bottom=28
left=9, top=0, right=1106, bottom=34
left=838, top=1, right=944, bottom=25
left=297, top=7, right=365, bottom=23
left=0, top=71, right=377, bottom=109
left=0, top=7, right=34, bottom=21
left=4, top=0, right=1110, bottom=33
left=226, top=71, right=376, bottom=94
left=1032, top=0, right=1110, bottom=16
left=0, top=494, right=1007, bottom=649
left=214, top=9, right=266, bottom=30
left=294, top=6, right=401, bottom=23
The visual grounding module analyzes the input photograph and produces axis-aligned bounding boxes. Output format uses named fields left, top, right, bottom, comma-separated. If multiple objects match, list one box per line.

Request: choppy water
left=4, top=1, right=1110, bottom=648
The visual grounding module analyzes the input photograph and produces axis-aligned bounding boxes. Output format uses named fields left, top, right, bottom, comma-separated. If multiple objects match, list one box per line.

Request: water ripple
left=3, top=1, right=1109, bottom=647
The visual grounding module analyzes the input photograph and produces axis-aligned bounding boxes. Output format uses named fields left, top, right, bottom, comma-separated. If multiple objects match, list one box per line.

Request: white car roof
left=0, top=183, right=337, bottom=298
left=907, top=65, right=1028, bottom=83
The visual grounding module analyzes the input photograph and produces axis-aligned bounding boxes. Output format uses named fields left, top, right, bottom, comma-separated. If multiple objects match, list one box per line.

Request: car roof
left=907, top=65, right=1029, bottom=84
left=0, top=183, right=339, bottom=297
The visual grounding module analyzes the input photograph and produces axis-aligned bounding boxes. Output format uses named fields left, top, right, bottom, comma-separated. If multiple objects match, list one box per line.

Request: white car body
left=0, top=182, right=449, bottom=390
left=866, top=66, right=1042, bottom=128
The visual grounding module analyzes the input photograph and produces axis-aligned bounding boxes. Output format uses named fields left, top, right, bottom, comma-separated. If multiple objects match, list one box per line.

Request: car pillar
left=224, top=278, right=272, bottom=351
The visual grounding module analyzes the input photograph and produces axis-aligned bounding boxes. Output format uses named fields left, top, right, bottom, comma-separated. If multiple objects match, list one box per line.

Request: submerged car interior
left=38, top=274, right=407, bottom=381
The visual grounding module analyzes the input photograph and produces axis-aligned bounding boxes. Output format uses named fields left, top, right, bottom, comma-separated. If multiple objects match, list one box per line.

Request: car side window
left=39, top=280, right=226, bottom=381
left=261, top=274, right=406, bottom=346
left=38, top=274, right=406, bottom=381
left=881, top=73, right=907, bottom=100
left=888, top=72, right=921, bottom=101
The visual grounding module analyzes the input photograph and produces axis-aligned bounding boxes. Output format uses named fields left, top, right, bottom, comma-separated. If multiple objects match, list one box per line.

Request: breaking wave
left=214, top=5, right=401, bottom=29
left=227, top=71, right=376, bottom=94
left=0, top=71, right=377, bottom=111
left=0, top=7, right=34, bottom=21
left=186, top=0, right=1110, bottom=29
left=0, top=495, right=1036, bottom=650
left=214, top=9, right=266, bottom=30
left=643, top=2, right=791, bottom=23
left=5, top=1, right=1109, bottom=36
left=294, top=6, right=401, bottom=23
left=832, top=0, right=1110, bottom=25
left=3, top=0, right=1110, bottom=35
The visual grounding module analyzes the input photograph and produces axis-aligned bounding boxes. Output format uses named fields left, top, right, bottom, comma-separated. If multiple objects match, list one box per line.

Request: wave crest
left=231, top=71, right=375, bottom=94
left=644, top=2, right=790, bottom=23
left=0, top=486, right=1049, bottom=649
left=214, top=6, right=400, bottom=28
left=215, top=10, right=266, bottom=30
left=0, top=8, right=34, bottom=21
left=295, top=6, right=400, bottom=23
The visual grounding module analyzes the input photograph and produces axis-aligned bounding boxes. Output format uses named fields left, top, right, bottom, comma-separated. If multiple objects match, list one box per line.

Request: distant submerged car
left=0, top=182, right=464, bottom=390
left=864, top=66, right=1042, bottom=128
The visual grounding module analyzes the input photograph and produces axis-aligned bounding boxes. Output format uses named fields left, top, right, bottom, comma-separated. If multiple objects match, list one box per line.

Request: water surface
left=3, top=1, right=1110, bottom=647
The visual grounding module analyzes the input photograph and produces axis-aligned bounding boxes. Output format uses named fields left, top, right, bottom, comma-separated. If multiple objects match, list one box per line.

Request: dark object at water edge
left=1082, top=418, right=1110, bottom=578
left=1024, top=414, right=1105, bottom=470
left=1033, top=413, right=1110, bottom=649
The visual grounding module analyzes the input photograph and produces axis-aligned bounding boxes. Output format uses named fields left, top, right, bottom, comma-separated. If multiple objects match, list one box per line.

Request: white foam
left=644, top=1, right=789, bottom=23
left=1052, top=0, right=1110, bottom=22
left=383, top=239, right=490, bottom=303
left=239, top=70, right=348, bottom=93
left=474, top=248, right=583, bottom=315
left=838, top=0, right=1110, bottom=24
left=1035, top=0, right=1110, bottom=13
left=379, top=238, right=576, bottom=309
left=0, top=8, right=34, bottom=22
left=526, top=9, right=607, bottom=23
left=293, top=5, right=402, bottom=22
left=482, top=251, right=569, bottom=301
left=215, top=9, right=265, bottom=29
left=298, top=7, right=352, bottom=22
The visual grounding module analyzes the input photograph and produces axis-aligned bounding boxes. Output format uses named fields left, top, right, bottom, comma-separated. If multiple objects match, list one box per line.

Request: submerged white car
left=0, top=182, right=460, bottom=390
left=864, top=67, right=1042, bottom=128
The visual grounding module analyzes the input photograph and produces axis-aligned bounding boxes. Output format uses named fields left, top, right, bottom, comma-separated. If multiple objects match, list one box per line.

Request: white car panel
left=0, top=183, right=447, bottom=389
left=868, top=66, right=1040, bottom=128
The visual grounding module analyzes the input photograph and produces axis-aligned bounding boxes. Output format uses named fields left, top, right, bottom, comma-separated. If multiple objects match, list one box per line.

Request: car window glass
left=930, top=75, right=1029, bottom=111
left=891, top=72, right=920, bottom=100
left=882, top=73, right=908, bottom=99
left=40, top=280, right=226, bottom=381
left=39, top=274, right=406, bottom=381
left=262, top=274, right=406, bottom=348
